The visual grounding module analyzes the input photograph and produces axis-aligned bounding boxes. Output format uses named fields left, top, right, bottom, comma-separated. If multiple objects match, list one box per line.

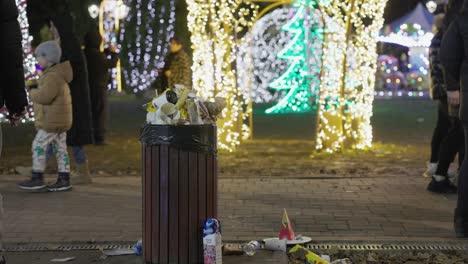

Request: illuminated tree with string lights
left=119, top=0, right=175, bottom=93
left=0, top=0, right=36, bottom=123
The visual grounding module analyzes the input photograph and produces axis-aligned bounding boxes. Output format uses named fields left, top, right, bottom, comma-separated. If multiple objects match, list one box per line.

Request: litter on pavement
left=50, top=257, right=76, bottom=262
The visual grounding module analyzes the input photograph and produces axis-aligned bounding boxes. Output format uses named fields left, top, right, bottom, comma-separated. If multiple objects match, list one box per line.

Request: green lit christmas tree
left=266, top=0, right=322, bottom=114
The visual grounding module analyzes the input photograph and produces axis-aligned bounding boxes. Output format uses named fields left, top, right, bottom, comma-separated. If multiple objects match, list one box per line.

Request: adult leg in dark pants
left=455, top=121, right=468, bottom=237
left=90, top=85, right=108, bottom=145
left=426, top=99, right=451, bottom=177
left=431, top=117, right=464, bottom=182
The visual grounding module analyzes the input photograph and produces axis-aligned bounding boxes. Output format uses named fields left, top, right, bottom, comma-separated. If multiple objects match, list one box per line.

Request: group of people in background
left=427, top=0, right=468, bottom=238
left=2, top=0, right=193, bottom=194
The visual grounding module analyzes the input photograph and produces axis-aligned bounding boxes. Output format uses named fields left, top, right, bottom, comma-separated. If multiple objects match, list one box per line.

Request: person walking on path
left=440, top=0, right=468, bottom=238
left=17, top=41, right=73, bottom=192
left=426, top=2, right=465, bottom=193
left=0, top=1, right=29, bottom=262
left=425, top=14, right=451, bottom=178
left=84, top=29, right=118, bottom=145
left=16, top=14, right=94, bottom=184
left=48, top=15, right=94, bottom=184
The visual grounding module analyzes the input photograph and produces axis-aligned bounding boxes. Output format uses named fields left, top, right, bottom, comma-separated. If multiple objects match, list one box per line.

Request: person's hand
left=447, top=90, right=460, bottom=106
left=165, top=70, right=172, bottom=78
left=26, top=80, right=38, bottom=91
left=108, top=45, right=117, bottom=53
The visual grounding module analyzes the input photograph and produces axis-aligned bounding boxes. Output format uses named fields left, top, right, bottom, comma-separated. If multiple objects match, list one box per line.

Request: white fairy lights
left=187, top=0, right=258, bottom=152
left=237, top=7, right=294, bottom=103
left=119, top=0, right=175, bottom=92
left=378, top=23, right=434, bottom=49
left=0, top=0, right=36, bottom=123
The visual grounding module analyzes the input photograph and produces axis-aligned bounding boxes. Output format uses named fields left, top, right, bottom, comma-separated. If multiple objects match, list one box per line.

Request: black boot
left=427, top=178, right=457, bottom=194
left=47, top=172, right=72, bottom=192
left=17, top=172, right=46, bottom=191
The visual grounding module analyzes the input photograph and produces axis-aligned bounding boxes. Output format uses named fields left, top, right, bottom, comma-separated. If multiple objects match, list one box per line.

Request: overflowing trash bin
left=141, top=124, right=218, bottom=264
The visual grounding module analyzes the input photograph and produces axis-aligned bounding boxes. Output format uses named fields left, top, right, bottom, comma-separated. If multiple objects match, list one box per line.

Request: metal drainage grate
left=306, top=243, right=468, bottom=252
left=4, top=243, right=134, bottom=252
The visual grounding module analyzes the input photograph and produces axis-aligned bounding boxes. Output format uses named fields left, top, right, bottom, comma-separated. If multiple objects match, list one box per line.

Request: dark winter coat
left=430, top=31, right=447, bottom=100
left=0, top=0, right=28, bottom=114
left=167, top=50, right=192, bottom=89
left=84, top=30, right=118, bottom=90
left=50, top=14, right=94, bottom=146
left=440, top=2, right=468, bottom=121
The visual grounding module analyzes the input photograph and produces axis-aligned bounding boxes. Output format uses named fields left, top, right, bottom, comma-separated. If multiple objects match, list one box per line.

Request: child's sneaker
left=17, top=178, right=46, bottom=191
left=47, top=179, right=72, bottom=192
left=423, top=162, right=438, bottom=178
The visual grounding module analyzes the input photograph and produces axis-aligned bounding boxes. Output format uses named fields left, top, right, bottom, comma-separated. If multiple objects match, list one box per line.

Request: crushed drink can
left=203, top=218, right=222, bottom=264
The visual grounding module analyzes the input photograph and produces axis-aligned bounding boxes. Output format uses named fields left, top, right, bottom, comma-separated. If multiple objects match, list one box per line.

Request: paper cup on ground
left=264, top=238, right=287, bottom=252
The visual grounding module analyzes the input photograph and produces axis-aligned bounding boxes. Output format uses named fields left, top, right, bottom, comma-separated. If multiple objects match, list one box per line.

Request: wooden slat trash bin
left=140, top=124, right=218, bottom=264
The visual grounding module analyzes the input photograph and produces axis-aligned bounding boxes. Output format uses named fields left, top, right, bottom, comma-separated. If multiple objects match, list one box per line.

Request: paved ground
left=0, top=99, right=464, bottom=262
left=0, top=171, right=459, bottom=244
left=3, top=249, right=287, bottom=264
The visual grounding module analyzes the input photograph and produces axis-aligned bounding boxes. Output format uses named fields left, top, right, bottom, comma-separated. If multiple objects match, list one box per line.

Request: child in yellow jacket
left=18, top=41, right=74, bottom=192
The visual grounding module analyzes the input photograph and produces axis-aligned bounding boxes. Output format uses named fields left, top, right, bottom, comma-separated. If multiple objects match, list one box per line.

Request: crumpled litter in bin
left=145, top=87, right=226, bottom=125
left=50, top=257, right=76, bottom=262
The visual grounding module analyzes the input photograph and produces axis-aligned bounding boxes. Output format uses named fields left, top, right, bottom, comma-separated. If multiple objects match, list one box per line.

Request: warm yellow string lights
left=315, top=0, right=388, bottom=153
left=99, top=0, right=129, bottom=93
left=187, top=0, right=258, bottom=152
left=188, top=0, right=387, bottom=153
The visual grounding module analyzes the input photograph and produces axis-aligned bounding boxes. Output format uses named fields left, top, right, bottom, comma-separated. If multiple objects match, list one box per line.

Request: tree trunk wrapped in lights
left=119, top=0, right=175, bottom=93
left=189, top=0, right=386, bottom=153
left=186, top=0, right=258, bottom=152
left=316, top=0, right=388, bottom=153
